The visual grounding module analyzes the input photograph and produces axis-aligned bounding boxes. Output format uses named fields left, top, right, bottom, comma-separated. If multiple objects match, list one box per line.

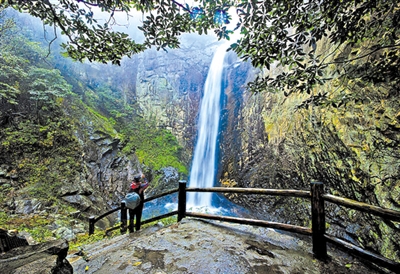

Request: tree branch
left=43, top=24, right=58, bottom=59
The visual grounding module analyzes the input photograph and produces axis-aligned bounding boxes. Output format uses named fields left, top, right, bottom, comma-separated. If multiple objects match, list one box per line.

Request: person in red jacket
left=128, top=173, right=149, bottom=232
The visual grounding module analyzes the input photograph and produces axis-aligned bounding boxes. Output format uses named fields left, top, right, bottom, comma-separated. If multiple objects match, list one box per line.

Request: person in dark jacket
left=128, top=173, right=149, bottom=232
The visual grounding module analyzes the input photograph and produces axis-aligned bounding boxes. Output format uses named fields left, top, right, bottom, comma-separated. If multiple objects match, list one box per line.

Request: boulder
left=147, top=166, right=179, bottom=197
left=0, top=239, right=72, bottom=274
left=17, top=231, right=37, bottom=245
left=61, top=194, right=92, bottom=212
left=54, top=227, right=76, bottom=242
left=14, top=198, right=42, bottom=215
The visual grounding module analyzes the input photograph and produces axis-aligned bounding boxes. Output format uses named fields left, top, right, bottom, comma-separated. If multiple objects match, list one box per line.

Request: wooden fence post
left=88, top=216, right=95, bottom=235
left=120, top=201, right=127, bottom=234
left=178, top=180, right=187, bottom=222
left=311, top=181, right=327, bottom=260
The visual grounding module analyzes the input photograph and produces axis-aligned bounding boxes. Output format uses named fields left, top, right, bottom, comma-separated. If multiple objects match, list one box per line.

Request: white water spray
left=188, top=45, right=228, bottom=208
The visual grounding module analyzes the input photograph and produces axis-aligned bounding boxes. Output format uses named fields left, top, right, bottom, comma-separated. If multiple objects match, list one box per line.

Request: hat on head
left=133, top=174, right=141, bottom=182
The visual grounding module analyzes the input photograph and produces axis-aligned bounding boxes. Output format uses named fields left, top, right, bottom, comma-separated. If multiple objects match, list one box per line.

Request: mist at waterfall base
left=142, top=46, right=251, bottom=220
left=141, top=191, right=251, bottom=221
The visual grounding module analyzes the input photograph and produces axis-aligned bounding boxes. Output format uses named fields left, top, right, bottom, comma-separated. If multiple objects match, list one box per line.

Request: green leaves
left=5, top=0, right=239, bottom=64
left=26, top=68, right=71, bottom=104
left=3, top=0, right=399, bottom=110
left=61, top=27, right=146, bottom=65
left=230, top=0, right=399, bottom=107
left=0, top=53, right=26, bottom=104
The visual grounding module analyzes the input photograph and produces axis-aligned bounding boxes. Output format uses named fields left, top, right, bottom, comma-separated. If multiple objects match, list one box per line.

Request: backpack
left=123, top=192, right=141, bottom=210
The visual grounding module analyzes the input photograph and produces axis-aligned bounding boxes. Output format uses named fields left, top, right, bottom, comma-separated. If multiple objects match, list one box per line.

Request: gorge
left=0, top=4, right=399, bottom=272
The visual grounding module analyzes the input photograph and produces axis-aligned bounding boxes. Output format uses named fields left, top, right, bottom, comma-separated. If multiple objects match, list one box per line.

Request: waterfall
left=188, top=45, right=227, bottom=208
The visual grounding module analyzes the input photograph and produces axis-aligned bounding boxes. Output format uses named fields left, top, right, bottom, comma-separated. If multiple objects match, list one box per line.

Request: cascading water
left=142, top=44, right=250, bottom=219
left=187, top=45, right=228, bottom=209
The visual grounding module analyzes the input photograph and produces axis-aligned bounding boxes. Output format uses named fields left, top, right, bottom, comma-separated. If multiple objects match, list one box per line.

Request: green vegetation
left=142, top=215, right=178, bottom=229
left=121, top=120, right=187, bottom=174
left=0, top=9, right=82, bottom=203
left=0, top=213, right=54, bottom=242
left=68, top=230, right=119, bottom=254
left=1, top=116, right=83, bottom=199
left=1, top=0, right=398, bottom=263
left=0, top=6, right=187, bottom=201
left=0, top=8, right=187, bottom=248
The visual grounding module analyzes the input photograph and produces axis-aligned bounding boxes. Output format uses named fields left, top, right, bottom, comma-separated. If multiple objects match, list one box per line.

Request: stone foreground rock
left=69, top=218, right=383, bottom=274
left=0, top=239, right=72, bottom=274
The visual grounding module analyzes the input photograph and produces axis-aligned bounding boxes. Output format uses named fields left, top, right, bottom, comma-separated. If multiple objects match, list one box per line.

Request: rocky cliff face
left=77, top=34, right=223, bottom=163
left=67, top=115, right=143, bottom=218
left=133, top=39, right=214, bottom=161
left=218, top=71, right=400, bottom=262
left=218, top=88, right=301, bottom=221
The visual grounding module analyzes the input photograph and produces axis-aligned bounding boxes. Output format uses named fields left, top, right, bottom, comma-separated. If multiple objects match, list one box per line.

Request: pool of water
left=142, top=192, right=253, bottom=221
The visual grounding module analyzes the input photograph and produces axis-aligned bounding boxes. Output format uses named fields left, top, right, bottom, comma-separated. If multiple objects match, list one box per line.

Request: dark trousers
left=128, top=200, right=144, bottom=233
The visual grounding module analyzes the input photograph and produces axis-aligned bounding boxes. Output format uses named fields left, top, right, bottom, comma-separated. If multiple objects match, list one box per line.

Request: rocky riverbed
left=68, top=218, right=387, bottom=274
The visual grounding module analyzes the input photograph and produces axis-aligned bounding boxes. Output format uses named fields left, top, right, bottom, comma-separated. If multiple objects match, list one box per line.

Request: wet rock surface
left=68, top=218, right=383, bottom=274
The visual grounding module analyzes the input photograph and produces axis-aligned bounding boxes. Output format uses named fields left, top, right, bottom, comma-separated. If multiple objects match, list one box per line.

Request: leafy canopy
left=3, top=0, right=399, bottom=102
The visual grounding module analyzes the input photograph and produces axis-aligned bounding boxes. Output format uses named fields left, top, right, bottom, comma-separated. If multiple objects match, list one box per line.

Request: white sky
left=71, top=0, right=241, bottom=43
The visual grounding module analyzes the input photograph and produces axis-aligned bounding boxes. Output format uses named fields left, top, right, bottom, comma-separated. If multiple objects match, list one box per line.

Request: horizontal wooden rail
left=105, top=224, right=122, bottom=235
left=141, top=211, right=178, bottom=226
left=186, top=212, right=312, bottom=236
left=89, top=206, right=122, bottom=235
left=324, top=234, right=400, bottom=273
left=93, top=206, right=121, bottom=224
left=88, top=181, right=400, bottom=273
left=89, top=188, right=179, bottom=235
left=186, top=187, right=311, bottom=199
left=323, top=194, right=400, bottom=222
left=143, top=188, right=178, bottom=203
left=104, top=211, right=179, bottom=235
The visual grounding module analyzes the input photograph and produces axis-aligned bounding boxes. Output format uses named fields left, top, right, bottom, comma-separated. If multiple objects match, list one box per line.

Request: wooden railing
left=88, top=181, right=400, bottom=272
left=0, top=228, right=29, bottom=252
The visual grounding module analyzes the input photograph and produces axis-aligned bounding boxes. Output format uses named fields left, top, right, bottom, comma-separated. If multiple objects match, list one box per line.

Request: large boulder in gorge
left=0, top=239, right=72, bottom=274
left=146, top=166, right=180, bottom=197
left=13, top=198, right=42, bottom=215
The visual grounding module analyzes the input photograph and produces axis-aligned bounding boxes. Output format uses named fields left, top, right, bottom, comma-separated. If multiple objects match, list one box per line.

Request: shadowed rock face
left=0, top=229, right=28, bottom=252
left=0, top=239, right=72, bottom=274
left=68, top=219, right=380, bottom=274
